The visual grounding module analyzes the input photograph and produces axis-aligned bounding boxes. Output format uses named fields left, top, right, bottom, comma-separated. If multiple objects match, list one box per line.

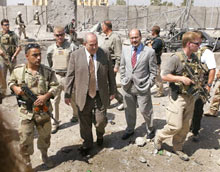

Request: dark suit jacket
left=65, top=47, right=116, bottom=111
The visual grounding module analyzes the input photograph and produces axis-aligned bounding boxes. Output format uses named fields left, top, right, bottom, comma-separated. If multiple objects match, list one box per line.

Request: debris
left=139, top=156, right=147, bottom=163
left=135, top=137, right=146, bottom=147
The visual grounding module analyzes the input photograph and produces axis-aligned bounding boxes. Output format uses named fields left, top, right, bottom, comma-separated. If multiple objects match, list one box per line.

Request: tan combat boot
left=40, top=150, right=54, bottom=168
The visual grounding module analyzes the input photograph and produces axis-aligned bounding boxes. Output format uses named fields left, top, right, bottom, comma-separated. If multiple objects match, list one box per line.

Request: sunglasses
left=55, top=33, right=65, bottom=37
left=190, top=42, right=200, bottom=46
left=3, top=24, right=9, bottom=26
left=25, top=43, right=40, bottom=54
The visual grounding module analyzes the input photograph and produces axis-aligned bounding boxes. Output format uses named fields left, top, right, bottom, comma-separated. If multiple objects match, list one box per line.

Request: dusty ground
left=1, top=41, right=220, bottom=172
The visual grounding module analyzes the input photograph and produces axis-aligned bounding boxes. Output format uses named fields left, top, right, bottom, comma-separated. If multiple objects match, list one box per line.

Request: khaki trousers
left=19, top=118, right=51, bottom=156
left=209, top=84, right=220, bottom=115
left=155, top=65, right=163, bottom=95
left=53, top=74, right=78, bottom=125
left=157, top=94, right=195, bottom=151
left=78, top=93, right=107, bottom=149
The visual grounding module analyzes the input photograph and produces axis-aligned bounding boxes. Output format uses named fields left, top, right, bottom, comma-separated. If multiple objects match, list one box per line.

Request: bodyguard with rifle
left=0, top=19, right=21, bottom=102
left=8, top=43, right=58, bottom=169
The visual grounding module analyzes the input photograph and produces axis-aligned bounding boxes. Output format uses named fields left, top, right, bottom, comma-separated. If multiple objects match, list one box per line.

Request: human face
left=189, top=38, right=201, bottom=52
left=84, top=34, right=98, bottom=55
left=26, top=48, right=41, bottom=67
left=54, top=30, right=65, bottom=44
left=129, top=29, right=142, bottom=47
left=2, top=22, right=9, bottom=33
left=102, top=23, right=108, bottom=34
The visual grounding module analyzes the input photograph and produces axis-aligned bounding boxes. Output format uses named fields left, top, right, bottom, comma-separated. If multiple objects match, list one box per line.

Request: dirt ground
left=1, top=41, right=220, bottom=172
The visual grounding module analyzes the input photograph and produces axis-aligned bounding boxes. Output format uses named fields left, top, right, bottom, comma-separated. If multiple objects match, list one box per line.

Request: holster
left=170, top=83, right=180, bottom=101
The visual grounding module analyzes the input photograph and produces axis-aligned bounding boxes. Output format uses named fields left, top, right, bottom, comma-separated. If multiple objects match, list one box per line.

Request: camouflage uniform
left=47, top=40, right=78, bottom=128
left=8, top=64, right=58, bottom=165
left=15, top=15, right=27, bottom=39
left=33, top=12, right=41, bottom=25
left=207, top=83, right=220, bottom=116
left=101, top=32, right=123, bottom=104
left=64, top=22, right=77, bottom=43
left=0, top=30, right=19, bottom=95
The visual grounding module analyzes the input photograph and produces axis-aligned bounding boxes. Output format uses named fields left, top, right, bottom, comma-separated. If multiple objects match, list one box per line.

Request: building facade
left=77, top=0, right=108, bottom=6
left=0, top=0, right=7, bottom=6
left=33, top=0, right=48, bottom=6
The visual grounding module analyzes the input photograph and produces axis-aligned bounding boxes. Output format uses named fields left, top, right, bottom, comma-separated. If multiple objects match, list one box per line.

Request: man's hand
left=110, top=94, right=115, bottom=100
left=0, top=49, right=5, bottom=56
left=11, top=56, right=16, bottom=63
left=11, top=85, right=24, bottom=96
left=114, top=67, right=119, bottom=73
left=205, top=85, right=211, bottom=93
left=65, top=98, right=71, bottom=105
left=34, top=95, right=48, bottom=106
left=180, top=76, right=194, bottom=85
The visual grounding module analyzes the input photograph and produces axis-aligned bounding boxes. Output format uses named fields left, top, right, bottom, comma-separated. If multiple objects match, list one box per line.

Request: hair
left=152, top=25, right=160, bottom=35
left=193, top=30, right=204, bottom=39
left=1, top=19, right=9, bottom=26
left=83, top=32, right=97, bottom=43
left=129, top=29, right=142, bottom=38
left=0, top=111, right=33, bottom=172
left=182, top=31, right=200, bottom=48
left=103, top=20, right=112, bottom=30
left=25, top=43, right=41, bottom=54
left=53, top=26, right=65, bottom=33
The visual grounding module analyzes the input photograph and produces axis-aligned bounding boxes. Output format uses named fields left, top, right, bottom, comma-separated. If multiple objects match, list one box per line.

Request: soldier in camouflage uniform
left=154, top=32, right=201, bottom=161
left=64, top=18, right=77, bottom=43
left=101, top=20, right=124, bottom=110
left=47, top=26, right=78, bottom=134
left=8, top=43, right=58, bottom=168
left=15, top=11, right=28, bottom=39
left=0, top=19, right=21, bottom=100
left=205, top=70, right=220, bottom=117
left=33, top=10, right=41, bottom=25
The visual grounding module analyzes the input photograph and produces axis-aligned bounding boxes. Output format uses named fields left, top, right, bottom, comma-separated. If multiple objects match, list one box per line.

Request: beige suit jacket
left=65, top=47, right=116, bottom=111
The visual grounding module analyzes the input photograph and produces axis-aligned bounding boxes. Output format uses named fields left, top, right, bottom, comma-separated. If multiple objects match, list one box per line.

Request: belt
left=56, top=72, right=66, bottom=77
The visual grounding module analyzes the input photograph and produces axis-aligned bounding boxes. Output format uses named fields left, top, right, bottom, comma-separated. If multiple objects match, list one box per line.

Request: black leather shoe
left=78, top=146, right=90, bottom=156
left=146, top=130, right=155, bottom=140
left=121, top=132, right=134, bottom=140
left=97, top=138, right=104, bottom=146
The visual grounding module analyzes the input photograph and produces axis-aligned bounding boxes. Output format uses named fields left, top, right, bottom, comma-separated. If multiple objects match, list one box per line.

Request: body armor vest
left=52, top=46, right=70, bottom=71
left=0, top=31, right=16, bottom=56
left=172, top=51, right=206, bottom=95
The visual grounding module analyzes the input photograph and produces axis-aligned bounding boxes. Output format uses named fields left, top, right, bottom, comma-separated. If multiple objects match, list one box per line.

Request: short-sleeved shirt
left=162, top=52, right=197, bottom=76
left=101, top=32, right=122, bottom=68
left=201, top=48, right=216, bottom=70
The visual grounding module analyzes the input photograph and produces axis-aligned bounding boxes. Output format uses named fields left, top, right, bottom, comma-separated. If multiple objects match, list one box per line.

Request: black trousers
left=191, top=98, right=204, bottom=136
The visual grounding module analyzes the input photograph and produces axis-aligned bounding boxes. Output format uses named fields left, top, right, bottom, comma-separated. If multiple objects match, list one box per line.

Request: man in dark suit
left=120, top=29, right=157, bottom=140
left=65, top=32, right=116, bottom=156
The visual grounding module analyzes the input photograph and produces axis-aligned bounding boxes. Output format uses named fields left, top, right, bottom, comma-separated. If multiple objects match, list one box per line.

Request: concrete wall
left=0, top=5, right=220, bottom=30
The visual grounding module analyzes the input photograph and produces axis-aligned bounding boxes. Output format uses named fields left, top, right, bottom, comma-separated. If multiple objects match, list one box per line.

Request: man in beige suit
left=65, top=32, right=116, bottom=156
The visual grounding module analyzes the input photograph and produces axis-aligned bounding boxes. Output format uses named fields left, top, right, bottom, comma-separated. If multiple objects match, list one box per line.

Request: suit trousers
left=53, top=74, right=78, bottom=125
left=123, top=83, right=154, bottom=135
left=157, top=94, right=195, bottom=151
left=78, top=92, right=107, bottom=149
left=191, top=98, right=204, bottom=136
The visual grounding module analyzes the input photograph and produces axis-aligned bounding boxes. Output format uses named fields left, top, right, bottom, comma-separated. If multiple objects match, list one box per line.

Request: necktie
left=88, top=54, right=96, bottom=98
left=131, top=47, right=137, bottom=68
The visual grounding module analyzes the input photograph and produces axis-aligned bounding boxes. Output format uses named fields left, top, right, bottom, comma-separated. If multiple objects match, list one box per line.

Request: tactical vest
left=0, top=31, right=16, bottom=56
left=152, top=36, right=164, bottom=57
left=171, top=51, right=206, bottom=95
left=196, top=46, right=209, bottom=73
left=52, top=46, right=70, bottom=71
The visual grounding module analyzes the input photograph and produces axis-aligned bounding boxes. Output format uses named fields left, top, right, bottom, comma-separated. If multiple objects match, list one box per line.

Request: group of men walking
left=1, top=17, right=220, bottom=170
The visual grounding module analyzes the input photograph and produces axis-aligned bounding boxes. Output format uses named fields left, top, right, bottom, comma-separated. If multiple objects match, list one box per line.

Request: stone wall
left=0, top=4, right=220, bottom=30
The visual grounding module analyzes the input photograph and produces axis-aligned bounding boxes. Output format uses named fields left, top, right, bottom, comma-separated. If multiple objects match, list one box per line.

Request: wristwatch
left=207, top=83, right=212, bottom=87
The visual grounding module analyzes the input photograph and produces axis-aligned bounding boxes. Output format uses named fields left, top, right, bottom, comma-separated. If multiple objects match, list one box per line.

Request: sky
left=6, top=0, right=220, bottom=7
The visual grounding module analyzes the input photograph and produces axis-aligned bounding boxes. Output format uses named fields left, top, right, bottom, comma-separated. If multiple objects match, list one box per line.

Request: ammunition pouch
left=33, top=112, right=50, bottom=125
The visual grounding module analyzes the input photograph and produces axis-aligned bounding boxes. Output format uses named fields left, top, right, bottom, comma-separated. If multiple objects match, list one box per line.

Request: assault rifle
left=184, top=62, right=210, bottom=103
left=20, top=85, right=59, bottom=124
